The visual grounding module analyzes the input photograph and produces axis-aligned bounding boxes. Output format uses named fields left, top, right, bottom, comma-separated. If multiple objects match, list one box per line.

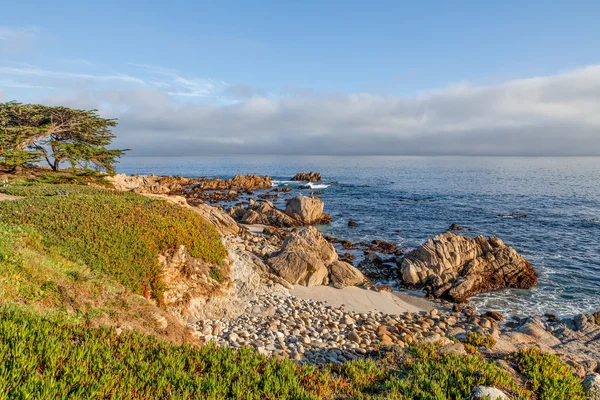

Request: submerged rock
left=400, top=232, right=537, bottom=302
left=448, top=223, right=464, bottom=231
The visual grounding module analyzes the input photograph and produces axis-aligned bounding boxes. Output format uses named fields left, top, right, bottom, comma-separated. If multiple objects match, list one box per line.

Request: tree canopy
left=0, top=101, right=128, bottom=173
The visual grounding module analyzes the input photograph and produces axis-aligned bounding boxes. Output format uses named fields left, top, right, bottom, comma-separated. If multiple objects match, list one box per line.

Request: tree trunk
left=52, top=158, right=60, bottom=171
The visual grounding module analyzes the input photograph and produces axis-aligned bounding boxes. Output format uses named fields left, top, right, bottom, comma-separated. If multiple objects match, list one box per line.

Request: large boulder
left=329, top=261, right=367, bottom=289
left=268, top=227, right=367, bottom=288
left=400, top=232, right=537, bottom=302
left=284, top=196, right=330, bottom=225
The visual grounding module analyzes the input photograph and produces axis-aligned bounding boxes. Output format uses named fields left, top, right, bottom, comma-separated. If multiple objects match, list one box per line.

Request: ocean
left=117, top=155, right=600, bottom=317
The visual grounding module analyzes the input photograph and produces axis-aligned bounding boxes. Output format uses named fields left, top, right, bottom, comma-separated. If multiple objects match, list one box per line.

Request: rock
left=194, top=174, right=272, bottom=191
left=593, top=311, right=600, bottom=325
left=470, top=386, right=510, bottom=399
left=107, top=174, right=196, bottom=195
left=231, top=200, right=299, bottom=228
left=348, top=331, right=361, bottom=343
left=448, top=223, right=464, bottom=231
left=284, top=196, right=331, bottom=225
left=483, top=311, right=504, bottom=322
left=328, top=261, right=367, bottom=289
left=400, top=232, right=537, bottom=302
left=291, top=172, right=322, bottom=182
left=348, top=220, right=359, bottom=227
left=267, top=227, right=335, bottom=286
left=359, top=253, right=397, bottom=282
left=574, top=314, right=589, bottom=331
left=192, top=203, right=240, bottom=236
left=583, top=374, right=600, bottom=398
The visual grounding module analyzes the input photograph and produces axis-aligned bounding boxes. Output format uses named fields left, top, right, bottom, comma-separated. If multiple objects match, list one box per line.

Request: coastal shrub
left=380, top=344, right=531, bottom=399
left=0, top=184, right=226, bottom=301
left=464, top=332, right=497, bottom=349
left=512, top=348, right=586, bottom=399
left=0, top=305, right=338, bottom=400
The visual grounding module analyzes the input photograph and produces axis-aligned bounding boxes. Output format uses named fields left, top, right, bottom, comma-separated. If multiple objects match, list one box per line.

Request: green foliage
left=0, top=305, right=337, bottom=400
left=0, top=149, right=41, bottom=170
left=463, top=332, right=497, bottom=349
left=0, top=101, right=127, bottom=173
left=17, top=169, right=111, bottom=186
left=513, top=348, right=586, bottom=399
left=0, top=184, right=226, bottom=301
left=0, top=301, right=583, bottom=399
left=379, top=344, right=531, bottom=399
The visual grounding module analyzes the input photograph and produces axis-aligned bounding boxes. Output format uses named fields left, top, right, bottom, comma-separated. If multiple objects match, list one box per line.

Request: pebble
left=191, top=293, right=466, bottom=365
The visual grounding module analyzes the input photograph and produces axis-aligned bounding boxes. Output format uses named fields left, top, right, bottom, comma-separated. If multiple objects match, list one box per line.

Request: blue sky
left=1, top=1, right=600, bottom=155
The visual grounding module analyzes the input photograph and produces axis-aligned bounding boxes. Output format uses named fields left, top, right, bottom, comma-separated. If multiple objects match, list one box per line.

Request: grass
left=0, top=183, right=227, bottom=302
left=0, top=305, right=339, bottom=400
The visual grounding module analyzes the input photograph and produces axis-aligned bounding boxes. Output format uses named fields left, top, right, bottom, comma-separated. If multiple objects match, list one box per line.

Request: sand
left=0, top=193, right=23, bottom=201
left=290, top=285, right=434, bottom=314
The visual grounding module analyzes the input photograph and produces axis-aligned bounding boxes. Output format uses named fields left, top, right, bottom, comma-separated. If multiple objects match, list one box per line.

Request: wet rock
left=483, top=311, right=504, bottom=322
left=348, top=220, right=359, bottom=227
left=448, top=223, right=464, bottom=231
left=291, top=172, right=322, bottom=182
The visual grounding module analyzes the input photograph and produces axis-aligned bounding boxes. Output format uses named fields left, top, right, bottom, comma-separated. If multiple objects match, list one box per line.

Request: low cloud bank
left=33, top=65, right=600, bottom=156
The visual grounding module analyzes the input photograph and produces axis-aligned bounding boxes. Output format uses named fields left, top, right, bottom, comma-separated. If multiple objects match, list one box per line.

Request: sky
left=1, top=0, right=600, bottom=156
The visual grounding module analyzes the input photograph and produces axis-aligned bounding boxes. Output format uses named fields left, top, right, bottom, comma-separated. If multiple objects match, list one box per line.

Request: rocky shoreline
left=108, top=172, right=600, bottom=390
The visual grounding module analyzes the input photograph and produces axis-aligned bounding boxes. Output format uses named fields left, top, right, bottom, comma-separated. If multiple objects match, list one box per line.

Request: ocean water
left=117, top=155, right=600, bottom=317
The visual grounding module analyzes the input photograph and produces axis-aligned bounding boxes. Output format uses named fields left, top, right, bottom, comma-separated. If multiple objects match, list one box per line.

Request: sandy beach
left=290, top=285, right=434, bottom=314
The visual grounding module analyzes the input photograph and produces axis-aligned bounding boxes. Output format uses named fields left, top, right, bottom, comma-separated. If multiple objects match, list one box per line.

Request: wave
left=271, top=180, right=295, bottom=186
left=307, top=183, right=329, bottom=189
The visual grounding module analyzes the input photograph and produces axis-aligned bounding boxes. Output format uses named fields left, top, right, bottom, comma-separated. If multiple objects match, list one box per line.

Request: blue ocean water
left=117, top=155, right=600, bottom=317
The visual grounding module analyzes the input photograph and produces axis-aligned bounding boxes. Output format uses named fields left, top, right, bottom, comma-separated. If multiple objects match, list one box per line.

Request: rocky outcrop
left=284, top=196, right=331, bottom=225
left=400, top=232, right=537, bottom=302
left=193, top=174, right=272, bottom=191
left=107, top=174, right=197, bottom=195
left=268, top=227, right=367, bottom=288
left=160, top=245, right=232, bottom=323
left=291, top=172, right=322, bottom=182
left=192, top=203, right=241, bottom=237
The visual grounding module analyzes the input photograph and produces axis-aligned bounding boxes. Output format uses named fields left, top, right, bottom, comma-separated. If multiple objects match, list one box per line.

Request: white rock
left=470, top=386, right=510, bottom=400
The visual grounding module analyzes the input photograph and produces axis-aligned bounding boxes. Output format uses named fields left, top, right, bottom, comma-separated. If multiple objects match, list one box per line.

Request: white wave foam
left=307, top=183, right=329, bottom=189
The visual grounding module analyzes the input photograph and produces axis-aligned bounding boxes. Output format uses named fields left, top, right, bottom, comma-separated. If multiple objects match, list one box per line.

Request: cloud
left=0, top=66, right=144, bottom=84
left=0, top=26, right=38, bottom=53
left=11, top=65, right=600, bottom=156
